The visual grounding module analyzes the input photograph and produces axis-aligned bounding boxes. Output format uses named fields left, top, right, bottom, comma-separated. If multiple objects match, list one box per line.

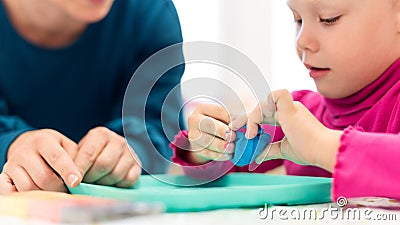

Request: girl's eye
left=319, top=16, right=342, bottom=25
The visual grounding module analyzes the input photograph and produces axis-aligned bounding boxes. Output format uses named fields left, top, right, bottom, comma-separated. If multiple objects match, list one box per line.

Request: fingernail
left=68, top=174, right=79, bottom=187
left=225, top=130, right=230, bottom=142
left=245, top=131, right=250, bottom=139
left=255, top=156, right=263, bottom=165
left=228, top=122, right=238, bottom=131
left=224, top=142, right=229, bottom=149
left=224, top=143, right=235, bottom=153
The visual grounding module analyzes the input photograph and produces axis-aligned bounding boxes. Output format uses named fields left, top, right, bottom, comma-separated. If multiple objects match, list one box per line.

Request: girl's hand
left=235, top=90, right=341, bottom=172
left=74, top=127, right=141, bottom=188
left=3, top=129, right=82, bottom=193
left=186, top=103, right=236, bottom=165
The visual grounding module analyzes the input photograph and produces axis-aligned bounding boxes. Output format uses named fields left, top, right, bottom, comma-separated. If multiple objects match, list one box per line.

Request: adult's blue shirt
left=0, top=0, right=185, bottom=174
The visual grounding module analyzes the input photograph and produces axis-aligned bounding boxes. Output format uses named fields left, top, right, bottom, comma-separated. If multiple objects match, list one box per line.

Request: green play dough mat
left=68, top=173, right=332, bottom=212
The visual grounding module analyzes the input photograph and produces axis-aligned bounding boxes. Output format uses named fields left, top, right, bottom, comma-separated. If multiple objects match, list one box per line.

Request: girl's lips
left=309, top=67, right=330, bottom=79
left=304, top=64, right=330, bottom=79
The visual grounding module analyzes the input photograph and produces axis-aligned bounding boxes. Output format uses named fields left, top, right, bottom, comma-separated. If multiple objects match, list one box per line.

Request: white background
left=172, top=0, right=316, bottom=117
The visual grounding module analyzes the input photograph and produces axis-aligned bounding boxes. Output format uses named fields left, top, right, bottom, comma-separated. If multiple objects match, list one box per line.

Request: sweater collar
left=322, top=58, right=400, bottom=127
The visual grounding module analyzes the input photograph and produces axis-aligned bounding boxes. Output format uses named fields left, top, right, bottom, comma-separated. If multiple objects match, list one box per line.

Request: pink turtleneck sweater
left=170, top=58, right=400, bottom=201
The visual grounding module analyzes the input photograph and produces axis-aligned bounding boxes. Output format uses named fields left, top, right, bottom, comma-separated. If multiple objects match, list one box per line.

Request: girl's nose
left=295, top=24, right=319, bottom=54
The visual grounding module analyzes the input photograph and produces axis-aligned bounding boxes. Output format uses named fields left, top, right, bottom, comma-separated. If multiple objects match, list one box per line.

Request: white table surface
left=1, top=202, right=399, bottom=225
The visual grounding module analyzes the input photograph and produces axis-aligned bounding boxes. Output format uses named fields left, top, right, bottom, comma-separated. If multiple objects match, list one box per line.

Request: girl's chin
left=317, top=89, right=352, bottom=99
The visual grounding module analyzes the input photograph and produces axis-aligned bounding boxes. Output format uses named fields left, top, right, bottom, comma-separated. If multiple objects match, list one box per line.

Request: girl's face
left=288, top=0, right=400, bottom=98
left=48, top=0, right=115, bottom=23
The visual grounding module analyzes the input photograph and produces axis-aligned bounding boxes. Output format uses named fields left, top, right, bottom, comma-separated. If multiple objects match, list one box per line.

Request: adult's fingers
left=115, top=164, right=141, bottom=188
left=60, top=136, right=79, bottom=160
left=38, top=141, right=82, bottom=188
left=0, top=173, right=16, bottom=194
left=2, top=164, right=41, bottom=192
left=94, top=151, right=135, bottom=186
left=21, top=154, right=66, bottom=191
left=44, top=129, right=78, bottom=159
left=75, top=127, right=109, bottom=176
left=83, top=141, right=123, bottom=183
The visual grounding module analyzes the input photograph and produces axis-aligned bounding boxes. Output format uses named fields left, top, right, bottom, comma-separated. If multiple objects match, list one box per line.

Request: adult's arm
left=0, top=96, right=33, bottom=169
left=110, top=0, right=185, bottom=174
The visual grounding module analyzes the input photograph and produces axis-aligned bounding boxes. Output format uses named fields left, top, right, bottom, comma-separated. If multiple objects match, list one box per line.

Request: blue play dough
left=230, top=127, right=271, bottom=166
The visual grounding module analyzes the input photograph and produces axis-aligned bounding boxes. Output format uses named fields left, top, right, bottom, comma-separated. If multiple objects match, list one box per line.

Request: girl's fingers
left=191, top=143, right=234, bottom=162
left=188, top=129, right=235, bottom=154
left=255, top=139, right=286, bottom=164
left=189, top=114, right=233, bottom=141
left=263, top=93, right=278, bottom=124
left=230, top=113, right=248, bottom=131
left=194, top=103, right=232, bottom=125
left=245, top=90, right=287, bottom=139
left=245, top=120, right=261, bottom=139
left=271, top=89, right=296, bottom=122
left=197, top=149, right=233, bottom=162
